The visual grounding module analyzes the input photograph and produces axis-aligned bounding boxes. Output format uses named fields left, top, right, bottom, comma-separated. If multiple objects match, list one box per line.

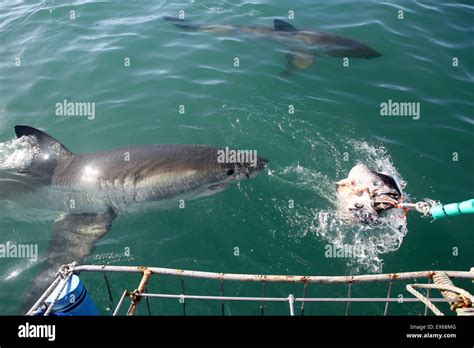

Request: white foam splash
left=311, top=208, right=407, bottom=273
left=0, top=136, right=38, bottom=170
left=85, top=252, right=135, bottom=264
left=311, top=140, right=408, bottom=273
left=276, top=140, right=408, bottom=274
left=349, top=140, right=407, bottom=192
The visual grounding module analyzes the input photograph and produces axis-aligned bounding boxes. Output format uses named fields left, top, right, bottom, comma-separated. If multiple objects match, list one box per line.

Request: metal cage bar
left=28, top=264, right=474, bottom=316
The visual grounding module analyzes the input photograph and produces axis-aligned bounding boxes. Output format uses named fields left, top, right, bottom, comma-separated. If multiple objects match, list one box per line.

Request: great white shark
left=164, top=17, right=381, bottom=73
left=1, top=125, right=267, bottom=312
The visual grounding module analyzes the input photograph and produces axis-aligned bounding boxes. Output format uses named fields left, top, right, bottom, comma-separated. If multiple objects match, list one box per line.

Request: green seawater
left=0, top=0, right=472, bottom=315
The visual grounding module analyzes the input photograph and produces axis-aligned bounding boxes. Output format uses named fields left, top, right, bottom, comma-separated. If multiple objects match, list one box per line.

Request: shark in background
left=164, top=17, right=381, bottom=73
left=0, top=125, right=267, bottom=312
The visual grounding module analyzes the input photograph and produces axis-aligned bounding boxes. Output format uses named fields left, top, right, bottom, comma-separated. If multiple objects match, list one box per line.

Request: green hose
left=430, top=199, right=474, bottom=219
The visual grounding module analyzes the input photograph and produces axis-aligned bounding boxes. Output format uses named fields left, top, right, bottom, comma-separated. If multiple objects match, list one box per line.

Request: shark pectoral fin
left=50, top=208, right=117, bottom=264
left=208, top=182, right=228, bottom=191
left=21, top=208, right=117, bottom=313
left=194, top=182, right=229, bottom=200
left=281, top=52, right=315, bottom=75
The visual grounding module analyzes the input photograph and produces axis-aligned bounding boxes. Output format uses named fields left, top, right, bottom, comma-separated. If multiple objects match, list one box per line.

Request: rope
left=345, top=283, right=352, bottom=316
left=144, top=287, right=152, bottom=316
left=180, top=275, right=186, bottom=316
left=383, top=280, right=393, bottom=316
left=423, top=278, right=432, bottom=316
left=260, top=282, right=266, bottom=316
left=102, top=268, right=114, bottom=310
left=406, top=273, right=474, bottom=316
left=398, top=199, right=440, bottom=217
left=44, top=273, right=72, bottom=316
left=220, top=279, right=225, bottom=316
left=300, top=283, right=308, bottom=316
left=43, top=262, right=76, bottom=316
left=457, top=308, right=474, bottom=316
left=433, top=272, right=473, bottom=312
left=56, top=262, right=76, bottom=278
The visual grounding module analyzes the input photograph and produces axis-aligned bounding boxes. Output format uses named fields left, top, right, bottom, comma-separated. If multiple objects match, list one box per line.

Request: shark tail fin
left=14, top=125, right=73, bottom=180
left=164, top=16, right=201, bottom=31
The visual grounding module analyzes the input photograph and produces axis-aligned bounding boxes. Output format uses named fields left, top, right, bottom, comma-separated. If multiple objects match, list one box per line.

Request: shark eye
left=226, top=169, right=234, bottom=176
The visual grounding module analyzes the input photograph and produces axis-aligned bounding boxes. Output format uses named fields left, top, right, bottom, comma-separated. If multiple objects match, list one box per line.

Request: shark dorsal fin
left=274, top=19, right=297, bottom=32
left=14, top=125, right=73, bottom=180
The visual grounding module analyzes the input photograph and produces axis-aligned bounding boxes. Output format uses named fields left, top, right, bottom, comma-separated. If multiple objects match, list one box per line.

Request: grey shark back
left=163, top=16, right=206, bottom=32
left=293, top=30, right=382, bottom=59
left=163, top=16, right=243, bottom=34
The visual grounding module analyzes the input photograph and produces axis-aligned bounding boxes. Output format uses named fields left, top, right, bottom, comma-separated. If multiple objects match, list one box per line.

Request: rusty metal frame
left=27, top=264, right=474, bottom=316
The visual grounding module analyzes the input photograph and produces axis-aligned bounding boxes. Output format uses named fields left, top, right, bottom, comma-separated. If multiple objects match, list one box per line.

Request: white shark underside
left=3, top=126, right=267, bottom=312
left=164, top=17, right=382, bottom=73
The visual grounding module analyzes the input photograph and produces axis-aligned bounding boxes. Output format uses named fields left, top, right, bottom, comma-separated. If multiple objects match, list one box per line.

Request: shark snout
left=349, top=45, right=382, bottom=59
left=224, top=156, right=268, bottom=180
left=245, top=156, right=269, bottom=178
left=368, top=50, right=382, bottom=58
left=256, top=156, right=269, bottom=171
left=362, top=46, right=382, bottom=59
